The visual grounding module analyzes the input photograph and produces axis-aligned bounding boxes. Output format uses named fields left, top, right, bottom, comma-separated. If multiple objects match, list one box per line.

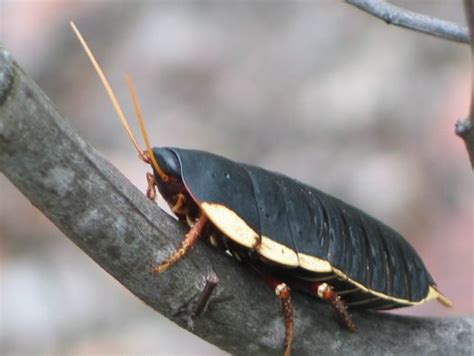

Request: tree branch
left=346, top=0, right=469, bottom=44
left=346, top=0, right=473, bottom=168
left=0, top=48, right=472, bottom=354
left=456, top=0, right=474, bottom=168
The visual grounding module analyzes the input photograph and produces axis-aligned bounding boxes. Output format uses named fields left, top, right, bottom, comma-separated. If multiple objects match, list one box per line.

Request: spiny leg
left=254, top=268, right=294, bottom=356
left=146, top=172, right=157, bottom=201
left=316, top=283, right=356, bottom=331
left=171, top=193, right=187, bottom=214
left=151, top=214, right=208, bottom=274
left=276, top=283, right=294, bottom=356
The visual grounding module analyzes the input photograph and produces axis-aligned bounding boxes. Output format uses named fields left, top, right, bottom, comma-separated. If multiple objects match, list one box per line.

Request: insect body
left=71, top=22, right=452, bottom=356
left=148, top=147, right=451, bottom=354
left=152, top=147, right=449, bottom=308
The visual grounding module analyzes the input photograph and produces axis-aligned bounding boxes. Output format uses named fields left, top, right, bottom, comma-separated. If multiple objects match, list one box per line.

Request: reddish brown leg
left=276, top=283, right=294, bottom=356
left=316, top=283, right=357, bottom=331
left=254, top=269, right=294, bottom=356
left=171, top=193, right=187, bottom=214
left=151, top=214, right=208, bottom=274
left=146, top=172, right=157, bottom=201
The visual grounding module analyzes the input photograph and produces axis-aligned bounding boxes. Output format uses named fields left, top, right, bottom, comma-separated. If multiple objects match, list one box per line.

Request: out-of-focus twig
left=346, top=0, right=469, bottom=44
left=456, top=0, right=474, bottom=168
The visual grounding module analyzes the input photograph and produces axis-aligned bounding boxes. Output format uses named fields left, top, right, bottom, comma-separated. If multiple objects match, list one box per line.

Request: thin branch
left=346, top=0, right=469, bottom=44
left=456, top=0, right=474, bottom=168
left=346, top=0, right=473, bottom=167
left=0, top=48, right=472, bottom=354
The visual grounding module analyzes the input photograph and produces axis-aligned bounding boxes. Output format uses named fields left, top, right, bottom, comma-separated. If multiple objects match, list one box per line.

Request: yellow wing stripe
left=200, top=202, right=452, bottom=307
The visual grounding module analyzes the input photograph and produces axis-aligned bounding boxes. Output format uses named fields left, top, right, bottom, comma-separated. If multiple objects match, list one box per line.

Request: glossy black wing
left=279, top=173, right=435, bottom=301
left=170, top=148, right=261, bottom=235
left=171, top=148, right=434, bottom=301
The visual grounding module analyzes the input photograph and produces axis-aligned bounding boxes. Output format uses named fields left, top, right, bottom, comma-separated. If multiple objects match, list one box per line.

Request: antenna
left=125, top=75, right=169, bottom=182
left=70, top=21, right=144, bottom=158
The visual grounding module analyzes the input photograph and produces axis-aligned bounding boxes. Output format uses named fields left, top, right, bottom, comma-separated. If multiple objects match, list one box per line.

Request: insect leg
left=276, top=283, right=294, bottom=356
left=315, top=283, right=356, bottom=331
left=151, top=214, right=208, bottom=274
left=146, top=172, right=157, bottom=201
left=171, top=193, right=187, bottom=214
left=253, top=268, right=294, bottom=356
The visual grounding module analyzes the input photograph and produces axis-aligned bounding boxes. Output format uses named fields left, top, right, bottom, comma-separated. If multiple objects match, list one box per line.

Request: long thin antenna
left=70, top=21, right=143, bottom=157
left=125, top=75, right=169, bottom=182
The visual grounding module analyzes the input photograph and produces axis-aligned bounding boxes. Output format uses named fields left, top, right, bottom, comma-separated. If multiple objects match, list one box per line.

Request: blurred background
left=0, top=1, right=472, bottom=354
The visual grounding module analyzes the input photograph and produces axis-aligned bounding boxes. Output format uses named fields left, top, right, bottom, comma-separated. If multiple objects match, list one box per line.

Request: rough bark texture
left=0, top=49, right=472, bottom=355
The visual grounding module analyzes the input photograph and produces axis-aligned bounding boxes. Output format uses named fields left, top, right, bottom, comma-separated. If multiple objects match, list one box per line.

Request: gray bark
left=456, top=0, right=474, bottom=168
left=346, top=0, right=469, bottom=44
left=346, top=0, right=474, bottom=169
left=0, top=48, right=472, bottom=355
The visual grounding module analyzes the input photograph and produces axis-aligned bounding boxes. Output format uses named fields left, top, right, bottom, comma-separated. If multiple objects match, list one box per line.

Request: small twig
left=191, top=272, right=219, bottom=319
left=346, top=0, right=469, bottom=44
left=457, top=0, right=474, bottom=168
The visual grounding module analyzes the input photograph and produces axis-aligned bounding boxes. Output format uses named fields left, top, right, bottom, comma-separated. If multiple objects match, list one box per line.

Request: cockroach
left=71, top=22, right=452, bottom=356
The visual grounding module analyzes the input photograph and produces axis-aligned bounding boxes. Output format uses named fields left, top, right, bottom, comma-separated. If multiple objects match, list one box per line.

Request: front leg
left=146, top=172, right=157, bottom=201
left=151, top=214, right=208, bottom=274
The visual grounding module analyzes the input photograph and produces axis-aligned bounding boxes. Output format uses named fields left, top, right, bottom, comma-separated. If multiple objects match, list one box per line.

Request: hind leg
left=314, top=282, right=356, bottom=331
left=252, top=267, right=294, bottom=356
